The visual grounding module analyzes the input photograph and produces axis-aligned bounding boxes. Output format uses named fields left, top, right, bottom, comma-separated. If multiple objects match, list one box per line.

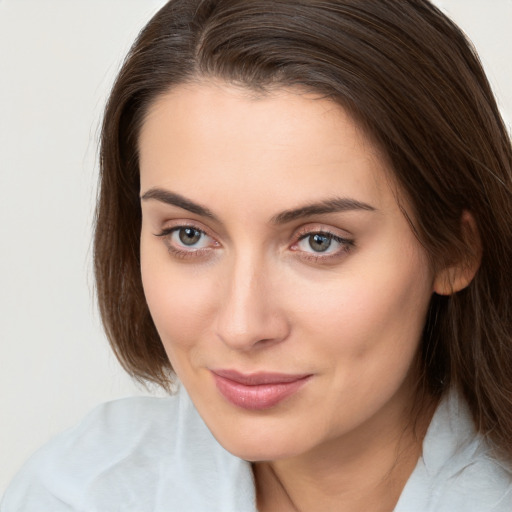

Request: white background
left=1, top=0, right=511, bottom=496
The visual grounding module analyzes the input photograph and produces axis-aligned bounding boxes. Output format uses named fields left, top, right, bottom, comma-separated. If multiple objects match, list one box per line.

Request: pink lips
left=211, top=369, right=312, bottom=410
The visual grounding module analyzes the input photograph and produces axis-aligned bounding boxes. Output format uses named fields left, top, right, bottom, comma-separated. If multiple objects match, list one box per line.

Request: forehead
left=138, top=82, right=397, bottom=214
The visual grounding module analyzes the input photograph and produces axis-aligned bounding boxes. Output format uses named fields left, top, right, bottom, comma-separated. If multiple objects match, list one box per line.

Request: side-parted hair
left=94, top=0, right=512, bottom=459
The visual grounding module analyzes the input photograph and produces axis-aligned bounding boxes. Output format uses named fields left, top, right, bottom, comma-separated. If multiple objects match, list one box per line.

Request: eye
left=155, top=225, right=219, bottom=258
left=175, top=227, right=206, bottom=247
left=291, top=229, right=354, bottom=261
left=300, top=233, right=335, bottom=253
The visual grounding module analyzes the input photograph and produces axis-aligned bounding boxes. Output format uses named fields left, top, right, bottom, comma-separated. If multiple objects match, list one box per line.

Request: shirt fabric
left=2, top=386, right=512, bottom=512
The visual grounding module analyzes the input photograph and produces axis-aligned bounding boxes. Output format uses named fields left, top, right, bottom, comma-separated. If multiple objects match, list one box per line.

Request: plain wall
left=1, top=0, right=511, bottom=496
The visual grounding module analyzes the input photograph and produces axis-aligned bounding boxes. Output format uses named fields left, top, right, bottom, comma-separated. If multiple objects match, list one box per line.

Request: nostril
left=215, top=312, right=291, bottom=351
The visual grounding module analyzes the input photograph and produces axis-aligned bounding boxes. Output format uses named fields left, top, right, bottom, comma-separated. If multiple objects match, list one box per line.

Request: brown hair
left=94, top=0, right=512, bottom=458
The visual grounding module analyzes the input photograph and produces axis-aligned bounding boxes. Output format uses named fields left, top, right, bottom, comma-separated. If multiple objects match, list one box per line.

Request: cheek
left=291, top=245, right=433, bottom=370
left=291, top=254, right=433, bottom=426
left=140, top=240, right=218, bottom=352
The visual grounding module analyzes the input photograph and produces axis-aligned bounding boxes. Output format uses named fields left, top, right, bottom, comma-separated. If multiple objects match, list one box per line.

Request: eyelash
left=155, top=225, right=216, bottom=260
left=292, top=229, right=354, bottom=263
left=154, top=224, right=354, bottom=262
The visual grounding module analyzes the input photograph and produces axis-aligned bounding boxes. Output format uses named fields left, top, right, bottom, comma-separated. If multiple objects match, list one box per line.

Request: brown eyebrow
left=141, top=188, right=376, bottom=224
left=271, top=197, right=376, bottom=224
left=140, top=188, right=217, bottom=220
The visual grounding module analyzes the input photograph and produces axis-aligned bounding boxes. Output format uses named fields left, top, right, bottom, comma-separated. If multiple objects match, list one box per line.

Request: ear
left=433, top=210, right=482, bottom=296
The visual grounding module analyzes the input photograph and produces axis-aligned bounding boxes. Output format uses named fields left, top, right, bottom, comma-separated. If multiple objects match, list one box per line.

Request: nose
left=214, top=253, right=290, bottom=351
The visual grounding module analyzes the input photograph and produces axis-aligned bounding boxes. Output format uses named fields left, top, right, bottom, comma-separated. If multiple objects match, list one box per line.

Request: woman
left=3, top=0, right=512, bottom=510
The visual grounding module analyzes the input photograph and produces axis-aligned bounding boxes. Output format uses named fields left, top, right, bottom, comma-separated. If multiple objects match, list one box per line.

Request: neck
left=254, top=390, right=436, bottom=512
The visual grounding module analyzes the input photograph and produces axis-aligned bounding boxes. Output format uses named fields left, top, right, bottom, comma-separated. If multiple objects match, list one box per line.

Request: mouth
left=211, top=369, right=312, bottom=410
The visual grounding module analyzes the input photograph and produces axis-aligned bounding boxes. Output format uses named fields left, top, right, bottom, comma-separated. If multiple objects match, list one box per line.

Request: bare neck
left=253, top=392, right=435, bottom=512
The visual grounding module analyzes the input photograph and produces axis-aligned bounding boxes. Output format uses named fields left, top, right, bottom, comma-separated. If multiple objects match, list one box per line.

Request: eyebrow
left=140, top=187, right=376, bottom=224
left=271, top=197, right=376, bottom=224
left=141, top=188, right=217, bottom=220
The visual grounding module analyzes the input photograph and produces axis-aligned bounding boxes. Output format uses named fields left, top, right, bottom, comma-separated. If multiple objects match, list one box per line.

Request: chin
left=218, top=435, right=302, bottom=462
left=204, top=413, right=319, bottom=462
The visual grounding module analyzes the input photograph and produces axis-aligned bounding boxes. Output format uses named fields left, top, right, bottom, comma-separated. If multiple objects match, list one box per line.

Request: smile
left=211, top=369, right=312, bottom=410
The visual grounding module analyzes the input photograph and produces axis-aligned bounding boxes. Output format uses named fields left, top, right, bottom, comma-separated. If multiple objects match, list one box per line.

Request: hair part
left=95, top=0, right=512, bottom=460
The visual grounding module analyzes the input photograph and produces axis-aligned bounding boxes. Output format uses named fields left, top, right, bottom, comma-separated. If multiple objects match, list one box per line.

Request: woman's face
left=139, top=82, right=436, bottom=461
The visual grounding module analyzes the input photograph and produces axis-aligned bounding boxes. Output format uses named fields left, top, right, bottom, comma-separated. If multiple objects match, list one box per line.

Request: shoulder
left=1, top=388, right=255, bottom=512
left=422, top=449, right=512, bottom=512
left=396, top=389, right=512, bottom=512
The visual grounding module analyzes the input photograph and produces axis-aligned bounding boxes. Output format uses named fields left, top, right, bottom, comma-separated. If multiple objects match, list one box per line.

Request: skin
left=138, top=82, right=447, bottom=511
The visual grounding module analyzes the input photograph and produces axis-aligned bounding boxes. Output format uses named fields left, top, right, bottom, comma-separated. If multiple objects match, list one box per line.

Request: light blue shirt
left=2, top=387, right=511, bottom=511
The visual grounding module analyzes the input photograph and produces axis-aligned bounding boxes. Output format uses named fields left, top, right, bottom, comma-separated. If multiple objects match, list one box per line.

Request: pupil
left=179, top=228, right=201, bottom=246
left=309, top=234, right=331, bottom=252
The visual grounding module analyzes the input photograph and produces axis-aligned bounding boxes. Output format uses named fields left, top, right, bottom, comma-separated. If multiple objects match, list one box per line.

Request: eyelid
left=289, top=224, right=355, bottom=261
left=154, top=220, right=221, bottom=259
left=153, top=220, right=353, bottom=262
left=292, top=223, right=353, bottom=243
left=294, top=222, right=353, bottom=240
left=155, top=219, right=217, bottom=239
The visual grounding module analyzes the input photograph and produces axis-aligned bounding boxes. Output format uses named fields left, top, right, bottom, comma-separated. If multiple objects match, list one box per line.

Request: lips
left=211, top=369, right=312, bottom=410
